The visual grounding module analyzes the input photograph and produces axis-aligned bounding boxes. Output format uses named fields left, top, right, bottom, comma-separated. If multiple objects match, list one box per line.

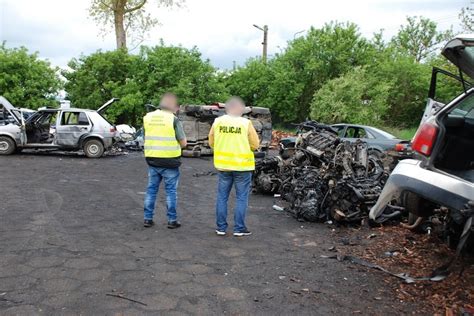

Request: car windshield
left=369, top=127, right=397, bottom=139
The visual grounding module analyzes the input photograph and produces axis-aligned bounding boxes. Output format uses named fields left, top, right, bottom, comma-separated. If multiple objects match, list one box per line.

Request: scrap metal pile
left=254, top=122, right=395, bottom=223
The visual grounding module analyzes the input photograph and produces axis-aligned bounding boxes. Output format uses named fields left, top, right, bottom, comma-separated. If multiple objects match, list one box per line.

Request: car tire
left=0, top=136, right=16, bottom=155
left=368, top=149, right=385, bottom=159
left=84, top=139, right=104, bottom=158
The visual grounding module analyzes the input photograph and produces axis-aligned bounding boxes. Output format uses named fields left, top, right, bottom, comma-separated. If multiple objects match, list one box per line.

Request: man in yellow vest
left=209, top=97, right=260, bottom=237
left=143, top=93, right=187, bottom=229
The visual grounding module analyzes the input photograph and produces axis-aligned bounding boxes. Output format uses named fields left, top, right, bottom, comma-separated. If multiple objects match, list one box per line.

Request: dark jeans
left=144, top=166, right=180, bottom=222
left=215, top=171, right=252, bottom=233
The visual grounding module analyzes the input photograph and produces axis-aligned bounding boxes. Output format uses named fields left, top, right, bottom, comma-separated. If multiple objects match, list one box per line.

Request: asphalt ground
left=0, top=151, right=420, bottom=315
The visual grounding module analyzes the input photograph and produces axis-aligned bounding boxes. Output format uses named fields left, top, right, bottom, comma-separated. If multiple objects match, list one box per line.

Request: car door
left=56, top=111, right=92, bottom=147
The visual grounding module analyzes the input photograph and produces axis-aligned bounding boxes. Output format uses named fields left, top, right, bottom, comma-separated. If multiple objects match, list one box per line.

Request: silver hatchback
left=0, top=97, right=118, bottom=158
left=370, top=35, right=474, bottom=233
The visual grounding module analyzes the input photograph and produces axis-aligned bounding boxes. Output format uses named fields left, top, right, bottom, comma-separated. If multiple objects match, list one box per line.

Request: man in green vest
left=143, top=93, right=187, bottom=229
left=209, top=96, right=260, bottom=237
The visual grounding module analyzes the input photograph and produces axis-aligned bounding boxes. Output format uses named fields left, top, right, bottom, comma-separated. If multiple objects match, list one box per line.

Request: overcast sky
left=0, top=0, right=468, bottom=70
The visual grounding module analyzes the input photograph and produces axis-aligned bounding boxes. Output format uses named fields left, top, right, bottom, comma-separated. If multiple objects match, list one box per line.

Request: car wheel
left=368, top=149, right=385, bottom=159
left=0, top=136, right=16, bottom=155
left=84, top=139, right=104, bottom=158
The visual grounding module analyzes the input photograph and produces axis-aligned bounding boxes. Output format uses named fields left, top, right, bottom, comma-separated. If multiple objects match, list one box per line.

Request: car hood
left=442, top=34, right=474, bottom=79
left=0, top=96, right=22, bottom=124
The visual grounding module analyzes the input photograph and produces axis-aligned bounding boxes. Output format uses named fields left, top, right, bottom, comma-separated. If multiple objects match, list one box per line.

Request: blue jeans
left=215, top=171, right=252, bottom=233
left=144, top=167, right=180, bottom=222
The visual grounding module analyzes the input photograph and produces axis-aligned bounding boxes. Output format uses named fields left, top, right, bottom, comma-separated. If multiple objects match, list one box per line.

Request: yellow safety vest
left=143, top=110, right=181, bottom=158
left=213, top=115, right=255, bottom=171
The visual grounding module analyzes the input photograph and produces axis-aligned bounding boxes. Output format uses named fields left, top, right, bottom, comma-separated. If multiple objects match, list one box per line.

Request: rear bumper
left=369, top=159, right=474, bottom=221
left=103, top=137, right=114, bottom=149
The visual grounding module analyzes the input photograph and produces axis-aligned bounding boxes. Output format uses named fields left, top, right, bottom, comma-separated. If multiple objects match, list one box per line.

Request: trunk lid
left=442, top=34, right=474, bottom=79
left=96, top=98, right=120, bottom=114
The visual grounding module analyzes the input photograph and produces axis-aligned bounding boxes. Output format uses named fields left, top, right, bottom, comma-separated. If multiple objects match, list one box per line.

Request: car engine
left=254, top=122, right=391, bottom=223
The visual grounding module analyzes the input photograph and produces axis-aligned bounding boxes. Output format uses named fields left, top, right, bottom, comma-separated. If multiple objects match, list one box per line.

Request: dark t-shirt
left=145, top=115, right=186, bottom=169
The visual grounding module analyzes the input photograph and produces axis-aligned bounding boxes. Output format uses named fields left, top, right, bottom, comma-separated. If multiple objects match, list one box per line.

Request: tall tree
left=392, top=16, right=452, bottom=62
left=62, top=49, right=144, bottom=125
left=89, top=0, right=182, bottom=50
left=264, top=22, right=375, bottom=122
left=459, top=4, right=474, bottom=32
left=136, top=44, right=228, bottom=105
left=0, top=43, right=61, bottom=109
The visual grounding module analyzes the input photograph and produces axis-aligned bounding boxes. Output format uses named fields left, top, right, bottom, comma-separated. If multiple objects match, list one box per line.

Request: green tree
left=459, top=5, right=474, bottom=32
left=226, top=58, right=272, bottom=107
left=392, top=16, right=453, bottom=62
left=310, top=66, right=390, bottom=125
left=136, top=44, right=228, bottom=105
left=375, top=55, right=431, bottom=127
left=0, top=43, right=61, bottom=109
left=264, top=22, right=375, bottom=122
left=89, top=0, right=182, bottom=49
left=62, top=49, right=145, bottom=125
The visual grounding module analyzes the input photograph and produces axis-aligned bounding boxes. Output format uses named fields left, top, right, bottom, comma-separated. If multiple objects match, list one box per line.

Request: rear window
left=87, top=111, right=112, bottom=127
left=450, top=93, right=474, bottom=119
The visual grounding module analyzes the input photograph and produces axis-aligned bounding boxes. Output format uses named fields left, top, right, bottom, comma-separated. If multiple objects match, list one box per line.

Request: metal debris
left=106, top=293, right=147, bottom=306
left=192, top=171, right=217, bottom=177
left=253, top=121, right=399, bottom=223
left=320, top=254, right=447, bottom=283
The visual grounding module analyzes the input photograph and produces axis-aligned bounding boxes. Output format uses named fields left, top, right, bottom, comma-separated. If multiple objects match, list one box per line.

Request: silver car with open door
left=0, top=97, right=119, bottom=158
left=369, top=34, right=474, bottom=249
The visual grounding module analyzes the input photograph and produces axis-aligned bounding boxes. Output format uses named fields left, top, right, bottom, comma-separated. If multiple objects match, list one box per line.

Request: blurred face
left=160, top=95, right=179, bottom=113
left=226, top=100, right=245, bottom=116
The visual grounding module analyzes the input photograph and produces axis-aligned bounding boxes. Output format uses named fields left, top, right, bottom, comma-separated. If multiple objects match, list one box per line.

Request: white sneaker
left=233, top=230, right=252, bottom=237
left=215, top=230, right=226, bottom=236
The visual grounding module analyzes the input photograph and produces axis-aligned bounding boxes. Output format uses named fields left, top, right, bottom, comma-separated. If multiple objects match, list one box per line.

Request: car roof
left=37, top=107, right=95, bottom=113
left=331, top=123, right=398, bottom=139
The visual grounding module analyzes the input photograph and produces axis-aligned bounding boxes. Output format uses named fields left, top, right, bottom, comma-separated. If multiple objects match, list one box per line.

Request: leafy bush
left=0, top=43, right=61, bottom=108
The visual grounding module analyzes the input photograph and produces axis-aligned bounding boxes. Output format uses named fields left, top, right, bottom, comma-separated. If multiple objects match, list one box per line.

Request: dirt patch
left=330, top=225, right=474, bottom=314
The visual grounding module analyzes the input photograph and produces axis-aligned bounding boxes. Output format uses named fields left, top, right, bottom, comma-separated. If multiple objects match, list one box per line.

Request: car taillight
left=394, top=143, right=405, bottom=152
left=412, top=123, right=438, bottom=156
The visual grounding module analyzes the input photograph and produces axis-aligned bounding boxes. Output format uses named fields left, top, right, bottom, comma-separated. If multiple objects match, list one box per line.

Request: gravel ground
left=0, top=151, right=421, bottom=315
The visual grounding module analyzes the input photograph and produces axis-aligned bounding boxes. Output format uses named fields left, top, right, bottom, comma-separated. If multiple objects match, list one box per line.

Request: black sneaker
left=233, top=230, right=252, bottom=237
left=144, top=220, right=154, bottom=227
left=167, top=221, right=181, bottom=229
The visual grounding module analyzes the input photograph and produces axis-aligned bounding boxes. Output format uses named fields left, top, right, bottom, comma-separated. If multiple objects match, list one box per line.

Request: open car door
left=442, top=34, right=474, bottom=80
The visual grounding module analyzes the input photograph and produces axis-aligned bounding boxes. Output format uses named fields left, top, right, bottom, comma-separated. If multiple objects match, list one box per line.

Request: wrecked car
left=280, top=123, right=412, bottom=162
left=254, top=121, right=392, bottom=223
left=125, top=103, right=272, bottom=156
left=0, top=97, right=119, bottom=158
left=178, top=103, right=272, bottom=157
left=370, top=34, right=474, bottom=251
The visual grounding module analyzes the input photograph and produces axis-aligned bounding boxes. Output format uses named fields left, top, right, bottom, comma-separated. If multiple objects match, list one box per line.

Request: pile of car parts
left=254, top=122, right=394, bottom=223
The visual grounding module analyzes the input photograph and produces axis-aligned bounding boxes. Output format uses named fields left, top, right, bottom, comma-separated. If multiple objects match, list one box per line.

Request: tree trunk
left=114, top=4, right=127, bottom=49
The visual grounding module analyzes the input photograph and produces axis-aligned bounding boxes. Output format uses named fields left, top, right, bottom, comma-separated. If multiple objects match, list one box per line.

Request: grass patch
left=383, top=126, right=418, bottom=140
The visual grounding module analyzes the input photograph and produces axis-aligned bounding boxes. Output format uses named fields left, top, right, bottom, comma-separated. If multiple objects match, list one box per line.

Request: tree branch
left=99, top=0, right=113, bottom=10
left=124, top=0, right=147, bottom=13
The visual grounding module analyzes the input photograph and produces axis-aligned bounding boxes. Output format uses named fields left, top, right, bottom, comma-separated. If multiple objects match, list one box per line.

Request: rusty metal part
left=253, top=122, right=393, bottom=223
left=400, top=216, right=423, bottom=230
